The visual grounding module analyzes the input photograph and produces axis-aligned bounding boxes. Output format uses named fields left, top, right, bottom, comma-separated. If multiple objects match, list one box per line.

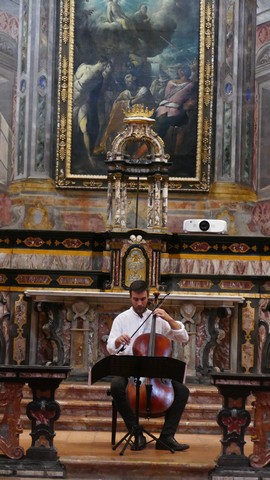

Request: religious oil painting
left=56, top=0, right=216, bottom=191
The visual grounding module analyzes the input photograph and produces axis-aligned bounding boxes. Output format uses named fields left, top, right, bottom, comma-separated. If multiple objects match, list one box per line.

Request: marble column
left=107, top=176, right=113, bottom=229
left=154, top=175, right=161, bottom=228
left=120, top=177, right=127, bottom=229
left=147, top=178, right=155, bottom=228
left=161, top=179, right=168, bottom=228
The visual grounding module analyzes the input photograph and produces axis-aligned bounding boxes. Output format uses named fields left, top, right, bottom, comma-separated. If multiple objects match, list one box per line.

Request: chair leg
left=107, top=388, right=117, bottom=446
left=111, top=399, right=117, bottom=445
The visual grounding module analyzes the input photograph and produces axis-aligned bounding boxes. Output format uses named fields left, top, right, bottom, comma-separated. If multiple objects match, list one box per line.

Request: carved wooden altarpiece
left=211, top=373, right=270, bottom=478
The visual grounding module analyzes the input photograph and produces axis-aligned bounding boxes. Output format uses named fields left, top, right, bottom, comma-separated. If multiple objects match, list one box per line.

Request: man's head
left=103, top=61, right=113, bottom=77
left=177, top=64, right=191, bottom=81
left=124, top=73, right=137, bottom=88
left=129, top=280, right=149, bottom=317
left=140, top=4, right=147, bottom=14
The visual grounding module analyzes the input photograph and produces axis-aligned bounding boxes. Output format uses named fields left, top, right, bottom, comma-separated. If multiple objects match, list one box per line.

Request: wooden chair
left=107, top=389, right=117, bottom=445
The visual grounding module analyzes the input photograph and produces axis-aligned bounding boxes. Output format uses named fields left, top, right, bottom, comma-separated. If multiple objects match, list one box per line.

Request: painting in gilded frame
left=56, top=0, right=216, bottom=191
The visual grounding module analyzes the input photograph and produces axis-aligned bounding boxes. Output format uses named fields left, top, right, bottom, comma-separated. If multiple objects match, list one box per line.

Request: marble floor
left=7, top=430, right=254, bottom=480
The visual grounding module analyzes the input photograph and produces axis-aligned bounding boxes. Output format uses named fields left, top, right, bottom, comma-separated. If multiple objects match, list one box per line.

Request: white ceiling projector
left=183, top=219, right=228, bottom=234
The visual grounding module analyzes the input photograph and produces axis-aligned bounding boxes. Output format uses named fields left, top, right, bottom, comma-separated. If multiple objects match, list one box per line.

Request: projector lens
left=199, top=220, right=210, bottom=231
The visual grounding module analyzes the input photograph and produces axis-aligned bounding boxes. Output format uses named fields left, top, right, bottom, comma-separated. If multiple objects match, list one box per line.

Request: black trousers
left=110, top=376, right=189, bottom=437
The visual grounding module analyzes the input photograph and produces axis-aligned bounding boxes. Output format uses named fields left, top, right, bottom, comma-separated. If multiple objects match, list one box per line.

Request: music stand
left=91, top=355, right=186, bottom=455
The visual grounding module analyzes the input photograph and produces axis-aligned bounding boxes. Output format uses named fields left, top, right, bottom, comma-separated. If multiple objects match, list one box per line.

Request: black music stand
left=91, top=355, right=186, bottom=455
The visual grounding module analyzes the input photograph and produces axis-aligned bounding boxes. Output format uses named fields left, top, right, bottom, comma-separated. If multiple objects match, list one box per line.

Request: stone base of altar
left=0, top=457, right=65, bottom=478
left=0, top=427, right=256, bottom=479
left=209, top=467, right=270, bottom=480
left=5, top=430, right=249, bottom=480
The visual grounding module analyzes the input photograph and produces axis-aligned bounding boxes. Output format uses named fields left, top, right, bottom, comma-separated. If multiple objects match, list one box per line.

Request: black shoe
left=131, top=433, right=147, bottom=451
left=156, top=436, right=190, bottom=451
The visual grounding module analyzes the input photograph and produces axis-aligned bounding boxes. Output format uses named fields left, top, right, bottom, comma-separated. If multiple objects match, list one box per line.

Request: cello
left=126, top=292, right=174, bottom=418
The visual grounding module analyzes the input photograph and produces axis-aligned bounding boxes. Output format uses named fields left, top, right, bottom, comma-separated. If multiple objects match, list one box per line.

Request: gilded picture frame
left=56, top=0, right=216, bottom=191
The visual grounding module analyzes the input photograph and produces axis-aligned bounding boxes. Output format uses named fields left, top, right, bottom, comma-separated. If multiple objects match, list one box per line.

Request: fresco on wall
left=56, top=0, right=216, bottom=192
left=0, top=2, right=19, bottom=190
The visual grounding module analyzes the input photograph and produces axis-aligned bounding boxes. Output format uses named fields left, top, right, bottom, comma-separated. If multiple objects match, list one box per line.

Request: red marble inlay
left=57, top=276, right=93, bottom=286
left=21, top=237, right=45, bottom=248
left=228, top=243, right=250, bottom=254
left=15, top=275, right=52, bottom=285
left=178, top=279, right=213, bottom=289
left=29, top=407, right=56, bottom=426
left=222, top=415, right=247, bottom=434
left=189, top=242, right=212, bottom=252
left=60, top=238, right=84, bottom=249
left=219, top=280, right=254, bottom=290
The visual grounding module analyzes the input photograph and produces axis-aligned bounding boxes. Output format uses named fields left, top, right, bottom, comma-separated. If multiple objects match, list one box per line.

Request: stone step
left=18, top=413, right=221, bottom=434
left=19, top=382, right=254, bottom=435
left=54, top=415, right=221, bottom=434
left=20, top=397, right=222, bottom=418
left=22, top=381, right=224, bottom=402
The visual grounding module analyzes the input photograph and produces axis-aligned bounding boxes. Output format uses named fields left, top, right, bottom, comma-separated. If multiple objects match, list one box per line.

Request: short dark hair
left=179, top=64, right=191, bottom=80
left=129, top=280, right=148, bottom=295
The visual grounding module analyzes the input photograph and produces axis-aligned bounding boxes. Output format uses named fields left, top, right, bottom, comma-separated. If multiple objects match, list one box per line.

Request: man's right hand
left=115, top=334, right=131, bottom=349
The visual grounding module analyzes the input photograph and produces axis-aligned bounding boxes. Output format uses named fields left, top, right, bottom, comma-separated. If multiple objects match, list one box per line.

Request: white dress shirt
left=106, top=306, right=189, bottom=355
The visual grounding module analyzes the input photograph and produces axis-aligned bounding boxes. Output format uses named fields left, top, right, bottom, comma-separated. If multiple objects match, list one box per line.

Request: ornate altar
left=106, top=105, right=170, bottom=232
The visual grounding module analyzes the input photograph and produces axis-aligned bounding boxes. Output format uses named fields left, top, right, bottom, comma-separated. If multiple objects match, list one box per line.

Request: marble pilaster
left=215, top=0, right=257, bottom=187
left=15, top=0, right=56, bottom=180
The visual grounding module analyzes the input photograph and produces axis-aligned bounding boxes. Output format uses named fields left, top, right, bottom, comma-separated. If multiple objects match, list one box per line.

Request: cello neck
left=148, top=290, right=161, bottom=356
left=148, top=312, right=157, bottom=356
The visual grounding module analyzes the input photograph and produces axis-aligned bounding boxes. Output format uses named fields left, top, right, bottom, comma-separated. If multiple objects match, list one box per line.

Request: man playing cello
left=106, top=280, right=190, bottom=451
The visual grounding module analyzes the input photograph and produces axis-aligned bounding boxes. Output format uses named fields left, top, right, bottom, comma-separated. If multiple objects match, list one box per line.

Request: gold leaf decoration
left=61, top=56, right=69, bottom=103
left=62, top=0, right=70, bottom=44
left=59, top=114, right=67, bottom=161
left=205, top=2, right=213, bottom=49
left=123, top=104, right=154, bottom=119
